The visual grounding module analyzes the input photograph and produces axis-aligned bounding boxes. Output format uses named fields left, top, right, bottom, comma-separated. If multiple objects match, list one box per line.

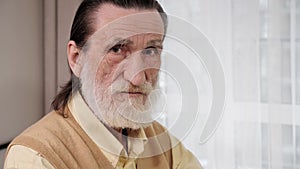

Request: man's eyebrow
left=147, top=39, right=163, bottom=48
left=105, top=38, right=133, bottom=51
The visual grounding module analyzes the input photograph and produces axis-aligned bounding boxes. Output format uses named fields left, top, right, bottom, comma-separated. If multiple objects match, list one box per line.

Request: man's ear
left=67, top=41, right=81, bottom=77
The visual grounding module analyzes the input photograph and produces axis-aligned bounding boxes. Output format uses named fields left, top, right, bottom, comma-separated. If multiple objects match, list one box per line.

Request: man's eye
left=109, top=44, right=124, bottom=54
left=142, top=47, right=159, bottom=56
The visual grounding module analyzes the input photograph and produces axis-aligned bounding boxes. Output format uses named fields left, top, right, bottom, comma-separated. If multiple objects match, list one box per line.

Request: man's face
left=79, top=4, right=165, bottom=129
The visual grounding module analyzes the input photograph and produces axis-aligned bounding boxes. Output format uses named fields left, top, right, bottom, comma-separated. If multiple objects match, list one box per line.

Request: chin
left=93, top=102, right=154, bottom=130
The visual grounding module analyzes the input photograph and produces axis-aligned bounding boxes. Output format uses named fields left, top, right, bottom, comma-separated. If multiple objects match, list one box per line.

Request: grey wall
left=0, top=149, right=5, bottom=167
left=0, top=0, right=83, bottom=167
left=0, top=0, right=44, bottom=168
left=0, top=0, right=44, bottom=166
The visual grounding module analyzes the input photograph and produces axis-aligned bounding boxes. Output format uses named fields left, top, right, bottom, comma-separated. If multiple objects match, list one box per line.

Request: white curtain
left=160, top=0, right=300, bottom=168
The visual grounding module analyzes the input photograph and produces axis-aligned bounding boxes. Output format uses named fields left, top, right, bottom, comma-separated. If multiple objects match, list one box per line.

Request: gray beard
left=80, top=72, right=159, bottom=130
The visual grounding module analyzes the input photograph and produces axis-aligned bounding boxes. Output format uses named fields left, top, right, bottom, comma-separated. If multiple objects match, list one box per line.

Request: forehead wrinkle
left=108, top=34, right=161, bottom=44
left=94, top=4, right=161, bottom=33
left=104, top=24, right=163, bottom=37
left=128, top=35, right=163, bottom=49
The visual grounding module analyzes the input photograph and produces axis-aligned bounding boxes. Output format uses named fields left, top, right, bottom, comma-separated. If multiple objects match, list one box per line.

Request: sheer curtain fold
left=161, top=0, right=300, bottom=168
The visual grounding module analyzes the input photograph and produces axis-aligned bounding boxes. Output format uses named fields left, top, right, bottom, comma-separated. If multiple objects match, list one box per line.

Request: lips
left=120, top=91, right=147, bottom=96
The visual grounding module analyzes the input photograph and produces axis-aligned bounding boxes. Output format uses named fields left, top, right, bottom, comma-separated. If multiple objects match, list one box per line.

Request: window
left=160, top=0, right=300, bottom=168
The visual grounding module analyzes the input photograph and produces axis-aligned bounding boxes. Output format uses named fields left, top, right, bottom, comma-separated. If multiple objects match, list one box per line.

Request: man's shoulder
left=10, top=109, right=74, bottom=148
left=6, top=110, right=70, bottom=163
left=152, top=120, right=167, bottom=130
left=20, top=110, right=66, bottom=136
left=146, top=121, right=168, bottom=136
left=149, top=122, right=203, bottom=168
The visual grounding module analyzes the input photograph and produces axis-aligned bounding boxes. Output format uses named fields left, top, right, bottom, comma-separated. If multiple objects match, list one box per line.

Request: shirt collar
left=127, top=126, right=148, bottom=158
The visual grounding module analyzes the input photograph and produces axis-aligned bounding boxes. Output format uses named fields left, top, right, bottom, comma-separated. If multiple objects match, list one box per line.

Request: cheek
left=145, top=57, right=161, bottom=81
left=107, top=53, right=126, bottom=63
left=147, top=69, right=160, bottom=84
left=144, top=55, right=161, bottom=68
left=95, top=57, right=119, bottom=88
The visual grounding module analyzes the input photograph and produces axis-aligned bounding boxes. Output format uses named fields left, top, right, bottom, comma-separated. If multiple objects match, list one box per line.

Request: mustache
left=109, top=81, right=154, bottom=95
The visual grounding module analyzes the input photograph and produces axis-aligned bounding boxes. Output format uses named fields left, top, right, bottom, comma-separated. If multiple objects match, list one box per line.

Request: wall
left=0, top=0, right=82, bottom=167
left=0, top=0, right=44, bottom=165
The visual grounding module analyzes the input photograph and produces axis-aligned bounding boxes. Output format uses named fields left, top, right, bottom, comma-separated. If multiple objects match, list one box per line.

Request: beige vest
left=6, top=108, right=173, bottom=169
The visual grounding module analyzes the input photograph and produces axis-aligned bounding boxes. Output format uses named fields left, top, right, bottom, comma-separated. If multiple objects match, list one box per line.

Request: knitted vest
left=6, top=108, right=173, bottom=169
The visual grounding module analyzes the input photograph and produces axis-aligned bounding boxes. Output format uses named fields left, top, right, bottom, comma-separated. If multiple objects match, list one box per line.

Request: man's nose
left=128, top=70, right=146, bottom=86
left=124, top=54, right=147, bottom=86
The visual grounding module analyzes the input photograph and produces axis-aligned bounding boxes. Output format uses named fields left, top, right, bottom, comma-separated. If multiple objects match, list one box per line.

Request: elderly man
left=4, top=0, right=202, bottom=168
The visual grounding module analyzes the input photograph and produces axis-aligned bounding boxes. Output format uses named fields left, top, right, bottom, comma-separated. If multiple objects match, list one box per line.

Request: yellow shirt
left=4, top=92, right=202, bottom=169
